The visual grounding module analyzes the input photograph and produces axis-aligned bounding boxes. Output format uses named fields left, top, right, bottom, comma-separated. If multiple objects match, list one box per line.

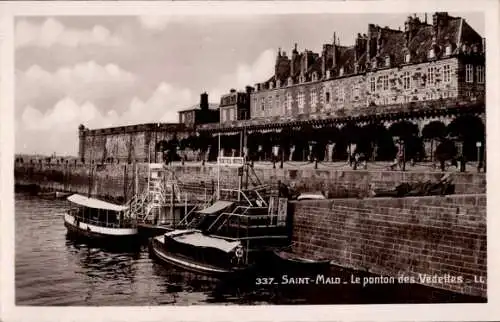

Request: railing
left=68, top=212, right=133, bottom=229
left=207, top=206, right=251, bottom=232
left=206, top=210, right=279, bottom=236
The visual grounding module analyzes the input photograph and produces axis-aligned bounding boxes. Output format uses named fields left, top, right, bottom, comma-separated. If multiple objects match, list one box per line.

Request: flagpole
left=217, top=133, right=221, bottom=200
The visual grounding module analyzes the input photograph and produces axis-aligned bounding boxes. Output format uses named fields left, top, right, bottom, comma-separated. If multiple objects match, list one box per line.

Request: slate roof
left=257, top=13, right=483, bottom=90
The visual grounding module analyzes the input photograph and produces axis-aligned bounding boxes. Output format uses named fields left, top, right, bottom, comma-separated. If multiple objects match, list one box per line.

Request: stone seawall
left=291, top=194, right=486, bottom=298
left=14, top=162, right=486, bottom=200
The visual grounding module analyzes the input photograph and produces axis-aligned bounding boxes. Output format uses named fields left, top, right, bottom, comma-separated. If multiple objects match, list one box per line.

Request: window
left=275, top=95, right=280, bottom=111
left=372, top=60, right=377, bottom=69
left=428, top=49, right=435, bottom=59
left=260, top=98, right=265, bottom=112
left=465, top=64, right=473, bottom=83
left=325, top=91, right=330, bottom=103
left=405, top=53, right=411, bottom=63
left=269, top=82, right=274, bottom=89
left=286, top=92, right=292, bottom=112
left=352, top=88, right=360, bottom=100
left=477, top=65, right=485, bottom=84
left=382, top=75, right=389, bottom=91
left=443, top=65, right=451, bottom=83
left=276, top=80, right=281, bottom=88
left=310, top=89, right=318, bottom=109
left=288, top=77, right=293, bottom=86
left=326, top=70, right=331, bottom=79
left=312, top=72, right=318, bottom=82
left=445, top=45, right=452, bottom=56
left=298, top=92, right=305, bottom=113
left=266, top=96, right=272, bottom=115
left=229, top=109, right=234, bottom=121
left=338, top=87, right=345, bottom=103
left=339, top=67, right=344, bottom=76
left=385, top=56, right=391, bottom=67
left=427, top=67, right=436, bottom=87
left=370, top=76, right=376, bottom=92
left=403, top=71, right=411, bottom=90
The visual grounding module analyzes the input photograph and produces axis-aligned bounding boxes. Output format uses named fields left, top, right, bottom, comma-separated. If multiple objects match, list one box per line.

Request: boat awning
left=67, top=194, right=129, bottom=212
left=173, top=232, right=241, bottom=253
left=198, top=201, right=233, bottom=215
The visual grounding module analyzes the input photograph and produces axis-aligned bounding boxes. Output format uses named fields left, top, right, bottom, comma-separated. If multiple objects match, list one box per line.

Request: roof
left=67, top=194, right=128, bottom=212
left=179, top=103, right=219, bottom=113
left=173, top=231, right=242, bottom=253
left=198, top=200, right=233, bottom=214
left=257, top=13, right=483, bottom=90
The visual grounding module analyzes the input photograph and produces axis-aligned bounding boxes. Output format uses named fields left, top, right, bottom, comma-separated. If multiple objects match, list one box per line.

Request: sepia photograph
left=2, top=0, right=499, bottom=321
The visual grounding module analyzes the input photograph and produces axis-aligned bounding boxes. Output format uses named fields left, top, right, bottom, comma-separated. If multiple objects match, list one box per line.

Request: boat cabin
left=67, top=194, right=133, bottom=229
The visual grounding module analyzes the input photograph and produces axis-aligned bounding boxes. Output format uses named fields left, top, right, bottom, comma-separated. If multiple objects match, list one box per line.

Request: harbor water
left=15, top=193, right=483, bottom=305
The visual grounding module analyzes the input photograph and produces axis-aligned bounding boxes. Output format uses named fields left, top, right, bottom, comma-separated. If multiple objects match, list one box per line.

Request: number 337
left=255, top=277, right=275, bottom=285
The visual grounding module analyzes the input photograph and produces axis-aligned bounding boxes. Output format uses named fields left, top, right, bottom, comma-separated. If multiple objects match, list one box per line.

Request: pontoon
left=149, top=157, right=292, bottom=278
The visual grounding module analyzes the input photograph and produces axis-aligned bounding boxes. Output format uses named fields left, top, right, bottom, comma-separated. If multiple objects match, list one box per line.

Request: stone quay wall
left=291, top=194, right=486, bottom=298
left=14, top=162, right=486, bottom=200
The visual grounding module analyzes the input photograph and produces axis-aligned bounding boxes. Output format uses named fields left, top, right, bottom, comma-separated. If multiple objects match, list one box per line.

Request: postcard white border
left=1, top=1, right=499, bottom=321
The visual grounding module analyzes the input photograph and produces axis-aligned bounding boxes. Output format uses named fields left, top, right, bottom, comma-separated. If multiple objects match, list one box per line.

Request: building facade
left=250, top=13, right=484, bottom=119
left=219, top=87, right=253, bottom=123
left=178, top=92, right=220, bottom=127
left=197, top=12, right=485, bottom=163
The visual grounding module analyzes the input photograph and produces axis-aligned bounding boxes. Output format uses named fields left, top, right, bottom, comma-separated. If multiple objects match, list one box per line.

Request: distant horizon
left=15, top=12, right=484, bottom=156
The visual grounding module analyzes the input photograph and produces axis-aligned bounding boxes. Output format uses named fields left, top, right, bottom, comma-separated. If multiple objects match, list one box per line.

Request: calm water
left=15, top=193, right=300, bottom=305
left=15, top=193, right=484, bottom=306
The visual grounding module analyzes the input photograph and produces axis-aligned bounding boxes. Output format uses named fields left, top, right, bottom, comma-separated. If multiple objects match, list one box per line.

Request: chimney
left=432, top=12, right=449, bottom=38
left=291, top=43, right=300, bottom=76
left=200, top=92, right=209, bottom=110
left=245, top=86, right=254, bottom=94
left=230, top=88, right=236, bottom=93
left=367, top=24, right=378, bottom=61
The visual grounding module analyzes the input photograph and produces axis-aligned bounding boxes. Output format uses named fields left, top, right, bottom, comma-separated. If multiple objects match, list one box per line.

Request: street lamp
left=476, top=141, right=482, bottom=172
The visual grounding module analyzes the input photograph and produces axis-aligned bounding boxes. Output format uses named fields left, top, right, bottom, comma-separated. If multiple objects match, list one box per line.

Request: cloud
left=17, top=82, right=195, bottom=155
left=15, top=18, right=122, bottom=48
left=17, top=61, right=137, bottom=109
left=208, top=48, right=275, bottom=99
left=119, top=82, right=194, bottom=125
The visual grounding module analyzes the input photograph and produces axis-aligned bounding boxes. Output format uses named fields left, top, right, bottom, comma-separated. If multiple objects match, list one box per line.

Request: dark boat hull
left=64, top=216, right=139, bottom=249
left=264, top=250, right=331, bottom=276
left=149, top=238, right=250, bottom=279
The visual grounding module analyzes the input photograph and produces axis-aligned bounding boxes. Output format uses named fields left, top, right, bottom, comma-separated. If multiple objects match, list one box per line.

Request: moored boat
left=63, top=194, right=138, bottom=245
left=268, top=248, right=331, bottom=275
left=149, top=156, right=292, bottom=278
left=149, top=229, right=251, bottom=278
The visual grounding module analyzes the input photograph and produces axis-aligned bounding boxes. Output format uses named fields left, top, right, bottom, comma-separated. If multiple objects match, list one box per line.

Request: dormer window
left=372, top=60, right=377, bottom=69
left=339, top=67, right=344, bottom=76
left=405, top=53, right=411, bottom=63
left=269, top=81, right=274, bottom=89
left=326, top=70, right=331, bottom=79
left=428, top=48, right=435, bottom=59
left=312, top=72, right=318, bottom=82
left=445, top=45, right=452, bottom=56
left=255, top=84, right=260, bottom=92
left=385, top=56, right=391, bottom=67
left=276, top=79, right=281, bottom=88
left=299, top=75, right=306, bottom=83
left=287, top=77, right=293, bottom=86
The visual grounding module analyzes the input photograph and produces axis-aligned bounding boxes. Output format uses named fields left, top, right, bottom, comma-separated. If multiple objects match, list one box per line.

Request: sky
left=14, top=12, right=484, bottom=156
